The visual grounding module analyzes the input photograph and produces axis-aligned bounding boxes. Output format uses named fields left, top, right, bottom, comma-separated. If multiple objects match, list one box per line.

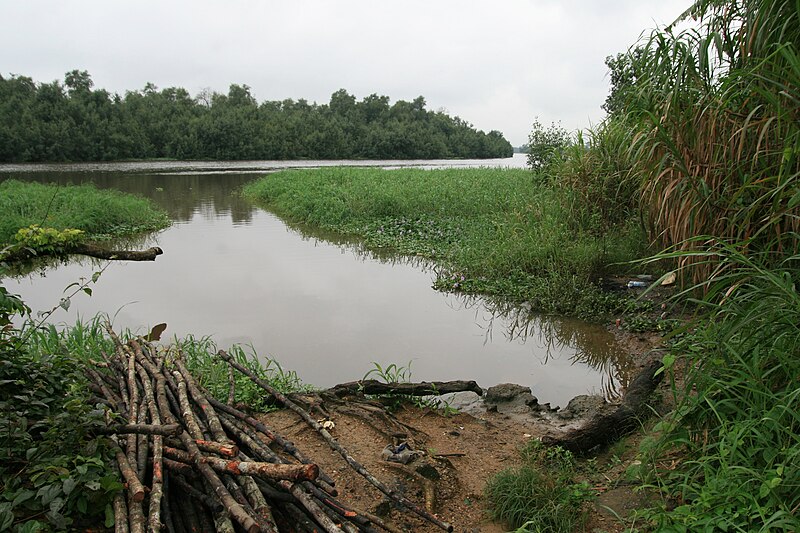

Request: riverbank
left=243, top=167, right=650, bottom=320
left=0, top=305, right=667, bottom=532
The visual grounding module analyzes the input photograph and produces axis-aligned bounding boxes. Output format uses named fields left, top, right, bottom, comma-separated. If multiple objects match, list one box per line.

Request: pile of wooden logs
left=87, top=324, right=453, bottom=533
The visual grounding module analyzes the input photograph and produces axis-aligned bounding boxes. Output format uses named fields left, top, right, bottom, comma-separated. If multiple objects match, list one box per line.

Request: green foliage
left=485, top=440, right=593, bottom=532
left=0, top=71, right=512, bottom=162
left=637, top=244, right=800, bottom=531
left=14, top=225, right=85, bottom=255
left=362, top=361, right=414, bottom=384
left=244, top=167, right=649, bottom=320
left=525, top=118, right=572, bottom=172
left=0, top=180, right=170, bottom=246
left=0, top=310, right=119, bottom=531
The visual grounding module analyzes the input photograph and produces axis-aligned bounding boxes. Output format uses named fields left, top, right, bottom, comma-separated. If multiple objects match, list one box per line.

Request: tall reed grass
left=626, top=0, right=799, bottom=281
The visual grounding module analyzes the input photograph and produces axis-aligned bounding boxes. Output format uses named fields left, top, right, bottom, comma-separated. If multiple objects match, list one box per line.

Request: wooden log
left=135, top=397, right=149, bottom=489
left=127, top=491, right=146, bottom=533
left=94, top=423, right=183, bottom=437
left=162, top=457, right=195, bottom=476
left=173, top=371, right=205, bottom=440
left=3, top=244, right=163, bottom=263
left=541, top=359, right=665, bottom=454
left=207, top=396, right=338, bottom=487
left=279, top=481, right=345, bottom=533
left=125, top=346, right=140, bottom=475
left=113, top=446, right=145, bottom=503
left=169, top=474, right=224, bottom=514
left=282, top=503, right=324, bottom=533
left=218, top=414, right=279, bottom=464
left=113, top=490, right=129, bottom=533
left=328, top=379, right=483, bottom=397
left=175, top=356, right=230, bottom=443
left=136, top=363, right=164, bottom=533
left=164, top=437, right=239, bottom=458
left=177, top=430, right=261, bottom=533
left=239, top=474, right=279, bottom=533
left=160, top=473, right=175, bottom=533
left=219, top=349, right=454, bottom=532
left=202, top=456, right=318, bottom=483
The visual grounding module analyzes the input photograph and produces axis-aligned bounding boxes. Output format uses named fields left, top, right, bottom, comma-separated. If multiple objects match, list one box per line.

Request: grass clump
left=0, top=180, right=170, bottom=245
left=485, top=440, right=593, bottom=532
left=178, top=336, right=310, bottom=411
left=244, top=167, right=648, bottom=320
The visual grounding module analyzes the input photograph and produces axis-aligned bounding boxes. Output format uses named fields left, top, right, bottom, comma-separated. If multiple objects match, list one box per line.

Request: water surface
left=0, top=155, right=632, bottom=407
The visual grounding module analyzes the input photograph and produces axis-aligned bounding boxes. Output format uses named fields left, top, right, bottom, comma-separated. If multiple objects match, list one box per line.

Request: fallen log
left=2, top=244, right=163, bottom=263
left=541, top=358, right=665, bottom=454
left=327, top=379, right=483, bottom=397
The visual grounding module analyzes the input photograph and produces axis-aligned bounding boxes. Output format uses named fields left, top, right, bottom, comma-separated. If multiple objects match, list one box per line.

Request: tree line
left=0, top=70, right=513, bottom=163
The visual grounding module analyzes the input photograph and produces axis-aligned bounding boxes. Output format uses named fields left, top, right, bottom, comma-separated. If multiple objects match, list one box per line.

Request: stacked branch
left=90, top=324, right=450, bottom=532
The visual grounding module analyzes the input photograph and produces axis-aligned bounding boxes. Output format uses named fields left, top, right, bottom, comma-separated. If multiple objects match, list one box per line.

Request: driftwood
left=2, top=244, right=163, bottom=263
left=542, top=358, right=665, bottom=454
left=327, top=379, right=483, bottom=397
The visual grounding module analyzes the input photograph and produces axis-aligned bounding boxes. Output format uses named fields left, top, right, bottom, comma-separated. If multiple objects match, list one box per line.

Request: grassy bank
left=244, top=167, right=648, bottom=319
left=0, top=180, right=170, bottom=246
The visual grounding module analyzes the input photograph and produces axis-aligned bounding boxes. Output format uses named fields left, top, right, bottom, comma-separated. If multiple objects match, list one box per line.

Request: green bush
left=638, top=244, right=800, bottom=531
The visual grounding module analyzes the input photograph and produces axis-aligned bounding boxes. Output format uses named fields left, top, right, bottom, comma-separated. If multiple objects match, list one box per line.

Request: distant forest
left=0, top=70, right=513, bottom=163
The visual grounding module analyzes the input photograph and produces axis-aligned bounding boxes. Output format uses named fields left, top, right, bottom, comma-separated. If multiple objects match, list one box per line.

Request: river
left=0, top=154, right=632, bottom=407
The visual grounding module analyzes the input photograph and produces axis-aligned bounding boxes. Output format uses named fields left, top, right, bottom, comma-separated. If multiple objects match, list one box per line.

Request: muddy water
left=0, top=155, right=632, bottom=407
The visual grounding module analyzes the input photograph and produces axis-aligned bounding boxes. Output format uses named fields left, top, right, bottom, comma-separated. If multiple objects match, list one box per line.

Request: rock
left=440, top=391, right=486, bottom=415
left=556, top=394, right=608, bottom=420
left=485, top=383, right=540, bottom=413
left=485, top=383, right=533, bottom=403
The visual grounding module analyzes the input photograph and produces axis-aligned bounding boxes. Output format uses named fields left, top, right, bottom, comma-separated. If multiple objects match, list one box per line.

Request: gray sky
left=1, top=0, right=687, bottom=146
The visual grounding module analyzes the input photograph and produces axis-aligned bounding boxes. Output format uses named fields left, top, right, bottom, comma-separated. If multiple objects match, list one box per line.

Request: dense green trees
left=0, top=71, right=513, bottom=162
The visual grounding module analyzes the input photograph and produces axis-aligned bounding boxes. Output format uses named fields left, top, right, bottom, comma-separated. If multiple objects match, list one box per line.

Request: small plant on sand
left=485, top=440, right=593, bottom=532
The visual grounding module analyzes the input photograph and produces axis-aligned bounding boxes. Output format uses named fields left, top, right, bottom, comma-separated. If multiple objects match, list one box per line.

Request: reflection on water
left=0, top=155, right=632, bottom=407
left=478, top=300, right=634, bottom=399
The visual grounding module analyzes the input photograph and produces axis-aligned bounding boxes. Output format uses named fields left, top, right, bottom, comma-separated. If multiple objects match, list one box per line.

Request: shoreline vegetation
left=0, top=72, right=512, bottom=163
left=243, top=167, right=650, bottom=321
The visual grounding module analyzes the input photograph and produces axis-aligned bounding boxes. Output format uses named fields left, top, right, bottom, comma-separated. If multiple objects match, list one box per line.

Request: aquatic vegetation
left=244, top=167, right=649, bottom=320
left=0, top=180, right=170, bottom=246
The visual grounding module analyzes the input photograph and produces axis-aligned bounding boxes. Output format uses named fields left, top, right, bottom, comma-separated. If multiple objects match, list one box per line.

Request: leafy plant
left=625, top=0, right=800, bottom=283
left=0, top=319, right=119, bottom=531
left=13, top=225, right=85, bottom=255
left=362, top=361, right=414, bottom=384
left=526, top=118, right=572, bottom=173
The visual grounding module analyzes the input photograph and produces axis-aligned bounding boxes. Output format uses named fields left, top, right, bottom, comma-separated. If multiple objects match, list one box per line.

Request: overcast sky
left=1, top=1, right=687, bottom=146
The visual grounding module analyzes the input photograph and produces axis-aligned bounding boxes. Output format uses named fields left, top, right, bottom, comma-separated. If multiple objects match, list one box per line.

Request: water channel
left=0, top=154, right=633, bottom=407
